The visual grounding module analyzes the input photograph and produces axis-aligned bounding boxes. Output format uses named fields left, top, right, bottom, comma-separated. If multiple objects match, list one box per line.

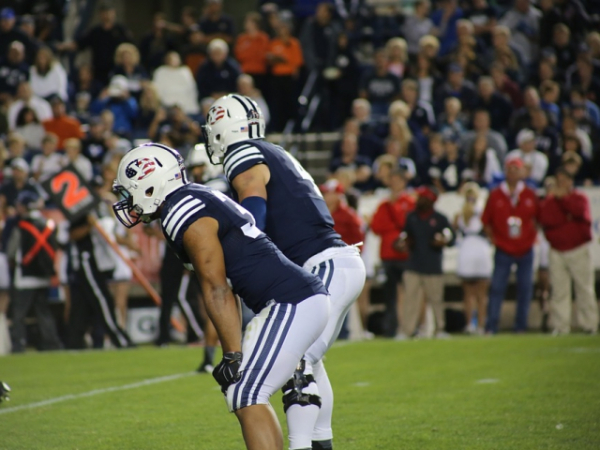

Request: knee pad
left=282, top=364, right=321, bottom=412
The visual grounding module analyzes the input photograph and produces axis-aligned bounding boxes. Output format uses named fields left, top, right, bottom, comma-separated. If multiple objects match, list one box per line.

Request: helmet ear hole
left=145, top=187, right=154, bottom=197
left=216, top=134, right=221, bottom=141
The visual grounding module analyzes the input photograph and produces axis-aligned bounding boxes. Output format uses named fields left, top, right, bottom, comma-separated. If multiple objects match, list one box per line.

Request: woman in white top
left=101, top=161, right=140, bottom=329
left=454, top=182, right=492, bottom=334
left=152, top=51, right=200, bottom=115
left=236, top=74, right=270, bottom=126
left=31, top=133, right=64, bottom=181
left=505, top=129, right=549, bottom=186
left=385, top=37, right=408, bottom=78
left=29, top=47, right=68, bottom=101
left=14, top=106, right=45, bottom=150
left=464, top=133, right=502, bottom=187
left=414, top=36, right=440, bottom=103
left=111, top=43, right=148, bottom=99
left=62, top=138, right=93, bottom=181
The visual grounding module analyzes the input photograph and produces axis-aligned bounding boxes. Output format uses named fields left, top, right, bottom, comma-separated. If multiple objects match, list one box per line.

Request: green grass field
left=1, top=335, right=599, bottom=450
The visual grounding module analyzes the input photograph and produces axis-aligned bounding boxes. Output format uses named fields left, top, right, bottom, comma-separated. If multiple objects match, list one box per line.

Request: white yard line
left=475, top=378, right=500, bottom=384
left=0, top=340, right=363, bottom=416
left=0, top=371, right=196, bottom=416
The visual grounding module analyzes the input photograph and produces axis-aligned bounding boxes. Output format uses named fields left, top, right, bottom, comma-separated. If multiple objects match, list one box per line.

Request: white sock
left=312, top=359, right=334, bottom=441
left=286, top=360, right=320, bottom=450
left=0, top=313, right=11, bottom=355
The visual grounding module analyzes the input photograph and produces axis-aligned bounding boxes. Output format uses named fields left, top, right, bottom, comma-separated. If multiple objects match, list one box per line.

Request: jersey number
left=275, top=146, right=322, bottom=198
left=209, top=190, right=261, bottom=239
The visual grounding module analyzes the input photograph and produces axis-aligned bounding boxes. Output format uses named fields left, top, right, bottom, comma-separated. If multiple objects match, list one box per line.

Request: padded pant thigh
left=226, top=295, right=330, bottom=412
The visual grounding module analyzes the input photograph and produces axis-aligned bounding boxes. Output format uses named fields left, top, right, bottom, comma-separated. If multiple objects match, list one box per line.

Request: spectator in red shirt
left=42, top=96, right=84, bottom=149
left=538, top=166, right=598, bottom=335
left=320, top=178, right=369, bottom=339
left=234, top=12, right=269, bottom=94
left=320, top=179, right=365, bottom=247
left=370, top=169, right=416, bottom=337
left=482, top=156, right=539, bottom=333
left=490, top=61, right=523, bottom=109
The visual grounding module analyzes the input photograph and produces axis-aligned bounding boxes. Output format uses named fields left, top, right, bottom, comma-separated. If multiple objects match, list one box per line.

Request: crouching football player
left=204, top=94, right=366, bottom=450
left=113, top=143, right=330, bottom=450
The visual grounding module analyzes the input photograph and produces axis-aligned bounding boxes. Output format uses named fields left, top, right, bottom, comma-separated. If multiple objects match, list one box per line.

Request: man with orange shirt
left=267, top=20, right=303, bottom=131
left=370, top=169, right=415, bottom=337
left=234, top=12, right=269, bottom=93
left=482, top=156, right=538, bottom=334
left=538, top=166, right=598, bottom=335
left=42, top=96, right=84, bottom=149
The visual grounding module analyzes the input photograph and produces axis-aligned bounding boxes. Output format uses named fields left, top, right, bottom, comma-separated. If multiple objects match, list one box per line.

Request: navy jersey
left=223, top=139, right=344, bottom=266
left=160, top=183, right=326, bottom=314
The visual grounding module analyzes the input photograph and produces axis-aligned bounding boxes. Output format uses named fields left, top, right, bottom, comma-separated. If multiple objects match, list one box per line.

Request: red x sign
left=19, top=220, right=56, bottom=265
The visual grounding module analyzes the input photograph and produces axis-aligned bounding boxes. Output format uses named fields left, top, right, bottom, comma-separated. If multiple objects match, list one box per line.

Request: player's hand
left=213, top=352, right=243, bottom=393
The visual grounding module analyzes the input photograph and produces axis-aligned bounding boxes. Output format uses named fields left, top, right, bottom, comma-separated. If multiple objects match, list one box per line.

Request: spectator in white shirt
left=464, top=133, right=502, bottom=186
left=8, top=82, right=52, bottom=130
left=401, top=0, right=434, bottom=57
left=506, top=128, right=548, bottom=186
left=460, top=109, right=508, bottom=163
left=236, top=74, right=270, bottom=126
left=498, top=0, right=541, bottom=66
left=351, top=98, right=372, bottom=125
left=152, top=51, right=199, bottom=115
left=62, top=138, right=93, bottom=182
left=29, top=47, right=68, bottom=102
left=14, top=106, right=45, bottom=150
left=31, top=133, right=63, bottom=181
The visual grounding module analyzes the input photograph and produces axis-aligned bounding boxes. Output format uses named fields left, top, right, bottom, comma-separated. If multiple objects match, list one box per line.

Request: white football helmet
left=113, top=143, right=188, bottom=228
left=186, top=143, right=223, bottom=181
left=201, top=94, right=266, bottom=165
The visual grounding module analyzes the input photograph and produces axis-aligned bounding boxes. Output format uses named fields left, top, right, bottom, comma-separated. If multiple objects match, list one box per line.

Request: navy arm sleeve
left=241, top=196, right=267, bottom=231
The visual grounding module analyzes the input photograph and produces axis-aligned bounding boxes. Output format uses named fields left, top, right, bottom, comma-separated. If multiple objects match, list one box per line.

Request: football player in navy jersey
left=203, top=94, right=366, bottom=450
left=186, top=143, right=230, bottom=372
left=112, top=143, right=330, bottom=450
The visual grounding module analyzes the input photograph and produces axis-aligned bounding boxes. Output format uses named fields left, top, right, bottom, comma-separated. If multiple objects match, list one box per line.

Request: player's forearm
left=202, top=284, right=242, bottom=353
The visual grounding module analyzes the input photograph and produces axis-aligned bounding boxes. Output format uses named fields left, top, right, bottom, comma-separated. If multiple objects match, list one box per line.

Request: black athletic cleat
left=154, top=337, right=171, bottom=347
left=197, top=361, right=214, bottom=374
left=0, top=381, right=11, bottom=403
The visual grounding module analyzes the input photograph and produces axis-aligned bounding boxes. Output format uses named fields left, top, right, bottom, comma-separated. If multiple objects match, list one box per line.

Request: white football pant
left=226, top=294, right=330, bottom=412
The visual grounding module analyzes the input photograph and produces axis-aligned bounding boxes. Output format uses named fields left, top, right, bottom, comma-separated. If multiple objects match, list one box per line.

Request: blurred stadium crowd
left=0, top=0, right=599, bottom=353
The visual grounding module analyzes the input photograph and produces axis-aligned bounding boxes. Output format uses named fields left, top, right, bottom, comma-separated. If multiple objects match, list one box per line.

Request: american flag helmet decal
left=208, top=105, right=226, bottom=125
left=125, top=157, right=157, bottom=181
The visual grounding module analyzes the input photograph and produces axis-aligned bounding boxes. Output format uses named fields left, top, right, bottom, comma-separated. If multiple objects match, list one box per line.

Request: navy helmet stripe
left=251, top=304, right=296, bottom=404
left=232, top=94, right=257, bottom=113
left=232, top=304, right=279, bottom=406
left=231, top=94, right=250, bottom=114
left=141, top=142, right=183, bottom=163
